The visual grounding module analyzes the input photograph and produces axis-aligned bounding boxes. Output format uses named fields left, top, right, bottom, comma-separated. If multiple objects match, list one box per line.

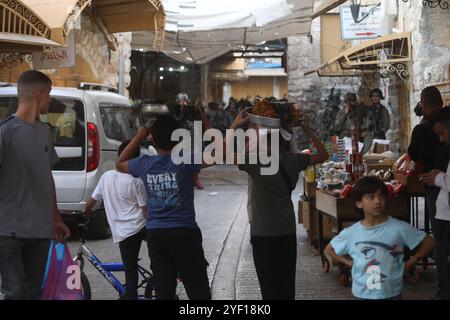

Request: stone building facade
left=48, top=13, right=132, bottom=94
left=75, top=14, right=132, bottom=90
left=0, top=13, right=132, bottom=96
left=404, top=2, right=450, bottom=127
left=287, top=1, right=450, bottom=153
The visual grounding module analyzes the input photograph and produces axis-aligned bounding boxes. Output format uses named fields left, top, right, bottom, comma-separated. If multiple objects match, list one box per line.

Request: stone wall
left=405, top=3, right=450, bottom=127
left=47, top=14, right=132, bottom=95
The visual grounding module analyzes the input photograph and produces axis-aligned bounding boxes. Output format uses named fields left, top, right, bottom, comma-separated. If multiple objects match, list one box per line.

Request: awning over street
left=1, top=0, right=165, bottom=49
left=311, top=0, right=347, bottom=19
left=0, top=32, right=61, bottom=52
left=163, top=0, right=292, bottom=32
left=304, top=32, right=411, bottom=79
left=132, top=0, right=314, bottom=64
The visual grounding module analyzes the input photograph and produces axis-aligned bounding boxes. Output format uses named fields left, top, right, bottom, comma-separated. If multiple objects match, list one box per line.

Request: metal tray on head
left=141, top=104, right=171, bottom=116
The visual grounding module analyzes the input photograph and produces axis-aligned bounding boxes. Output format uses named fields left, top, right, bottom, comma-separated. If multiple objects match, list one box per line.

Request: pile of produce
left=249, top=98, right=303, bottom=123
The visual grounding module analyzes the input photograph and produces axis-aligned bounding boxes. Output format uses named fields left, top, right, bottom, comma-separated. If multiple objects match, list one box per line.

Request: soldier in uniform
left=316, top=88, right=341, bottom=141
left=334, top=92, right=366, bottom=138
left=360, top=88, right=391, bottom=153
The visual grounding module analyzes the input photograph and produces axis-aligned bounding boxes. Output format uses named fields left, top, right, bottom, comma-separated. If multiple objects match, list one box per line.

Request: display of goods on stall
left=339, top=180, right=403, bottom=199
left=338, top=139, right=346, bottom=162
left=317, top=161, right=348, bottom=189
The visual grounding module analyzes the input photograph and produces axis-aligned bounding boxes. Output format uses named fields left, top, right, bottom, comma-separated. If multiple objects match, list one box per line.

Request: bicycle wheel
left=144, top=279, right=154, bottom=299
left=81, top=272, right=92, bottom=300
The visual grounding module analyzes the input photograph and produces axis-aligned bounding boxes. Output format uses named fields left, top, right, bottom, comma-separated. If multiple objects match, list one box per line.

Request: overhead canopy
left=304, top=32, right=411, bottom=77
left=0, top=0, right=52, bottom=51
left=0, top=32, right=61, bottom=52
left=132, top=0, right=314, bottom=64
left=2, top=0, right=166, bottom=48
left=163, top=0, right=292, bottom=32
left=311, top=0, right=347, bottom=19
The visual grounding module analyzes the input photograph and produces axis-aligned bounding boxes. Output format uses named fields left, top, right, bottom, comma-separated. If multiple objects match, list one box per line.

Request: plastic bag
left=41, top=241, right=84, bottom=300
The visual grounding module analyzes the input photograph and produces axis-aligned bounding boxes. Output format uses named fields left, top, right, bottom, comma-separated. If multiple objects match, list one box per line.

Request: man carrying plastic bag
left=0, top=71, right=70, bottom=300
left=41, top=241, right=83, bottom=300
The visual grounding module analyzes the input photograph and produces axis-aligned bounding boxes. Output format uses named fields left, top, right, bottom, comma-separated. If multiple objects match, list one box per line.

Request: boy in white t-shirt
left=85, top=140, right=147, bottom=300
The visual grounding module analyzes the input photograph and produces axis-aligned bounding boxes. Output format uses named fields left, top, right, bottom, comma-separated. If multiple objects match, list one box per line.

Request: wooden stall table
left=298, top=178, right=335, bottom=255
left=315, top=189, right=409, bottom=277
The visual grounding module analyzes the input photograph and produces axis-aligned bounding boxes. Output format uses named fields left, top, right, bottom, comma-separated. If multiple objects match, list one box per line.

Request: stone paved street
left=60, top=165, right=438, bottom=300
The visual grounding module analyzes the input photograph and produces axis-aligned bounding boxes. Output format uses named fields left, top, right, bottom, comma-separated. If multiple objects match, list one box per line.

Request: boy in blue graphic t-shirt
left=325, top=176, right=435, bottom=300
left=116, top=114, right=211, bottom=300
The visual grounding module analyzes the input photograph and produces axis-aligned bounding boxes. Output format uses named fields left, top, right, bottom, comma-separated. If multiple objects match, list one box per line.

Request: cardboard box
left=304, top=181, right=317, bottom=199
left=299, top=195, right=312, bottom=225
left=394, top=173, right=426, bottom=195
left=299, top=197, right=335, bottom=239
left=373, top=142, right=390, bottom=154
left=302, top=202, right=312, bottom=230
left=307, top=212, right=336, bottom=240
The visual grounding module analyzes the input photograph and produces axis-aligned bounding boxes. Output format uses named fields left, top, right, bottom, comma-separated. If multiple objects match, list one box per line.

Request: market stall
left=298, top=132, right=430, bottom=285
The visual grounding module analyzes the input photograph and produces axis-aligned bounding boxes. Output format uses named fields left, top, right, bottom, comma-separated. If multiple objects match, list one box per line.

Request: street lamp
left=350, top=1, right=381, bottom=24
left=350, top=0, right=361, bottom=23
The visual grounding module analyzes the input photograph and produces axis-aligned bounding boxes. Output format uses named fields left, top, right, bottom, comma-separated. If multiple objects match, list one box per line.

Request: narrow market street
left=63, top=165, right=437, bottom=300
left=1, top=0, right=450, bottom=307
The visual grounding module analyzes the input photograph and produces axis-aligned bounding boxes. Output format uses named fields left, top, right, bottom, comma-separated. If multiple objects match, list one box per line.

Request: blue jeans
left=0, top=237, right=50, bottom=300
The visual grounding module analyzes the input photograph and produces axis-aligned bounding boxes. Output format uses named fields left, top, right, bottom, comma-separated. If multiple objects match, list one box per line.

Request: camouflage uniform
left=333, top=105, right=367, bottom=139
left=360, top=103, right=390, bottom=153
left=316, top=104, right=341, bottom=141
left=364, top=103, right=390, bottom=139
left=316, top=88, right=342, bottom=141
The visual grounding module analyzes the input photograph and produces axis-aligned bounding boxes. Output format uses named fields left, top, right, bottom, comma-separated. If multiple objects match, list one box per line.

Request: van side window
left=42, top=99, right=85, bottom=147
left=41, top=98, right=86, bottom=171
left=100, top=105, right=138, bottom=141
left=0, top=97, right=18, bottom=119
left=0, top=97, right=85, bottom=171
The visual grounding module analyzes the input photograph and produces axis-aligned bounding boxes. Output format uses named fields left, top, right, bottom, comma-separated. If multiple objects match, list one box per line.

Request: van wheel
left=88, top=210, right=111, bottom=239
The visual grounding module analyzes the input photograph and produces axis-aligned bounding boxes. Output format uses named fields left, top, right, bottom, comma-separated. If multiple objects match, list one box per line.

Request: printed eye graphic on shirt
left=146, top=172, right=181, bottom=211
left=355, top=241, right=403, bottom=290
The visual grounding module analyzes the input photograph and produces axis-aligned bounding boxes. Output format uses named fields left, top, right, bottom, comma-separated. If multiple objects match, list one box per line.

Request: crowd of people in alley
left=174, top=87, right=391, bottom=156
left=2, top=70, right=450, bottom=302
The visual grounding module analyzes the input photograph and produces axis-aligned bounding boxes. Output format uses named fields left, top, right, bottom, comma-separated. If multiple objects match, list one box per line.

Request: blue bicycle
left=73, top=213, right=155, bottom=300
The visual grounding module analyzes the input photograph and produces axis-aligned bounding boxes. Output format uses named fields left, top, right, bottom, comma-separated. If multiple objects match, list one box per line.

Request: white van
left=0, top=85, right=145, bottom=238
